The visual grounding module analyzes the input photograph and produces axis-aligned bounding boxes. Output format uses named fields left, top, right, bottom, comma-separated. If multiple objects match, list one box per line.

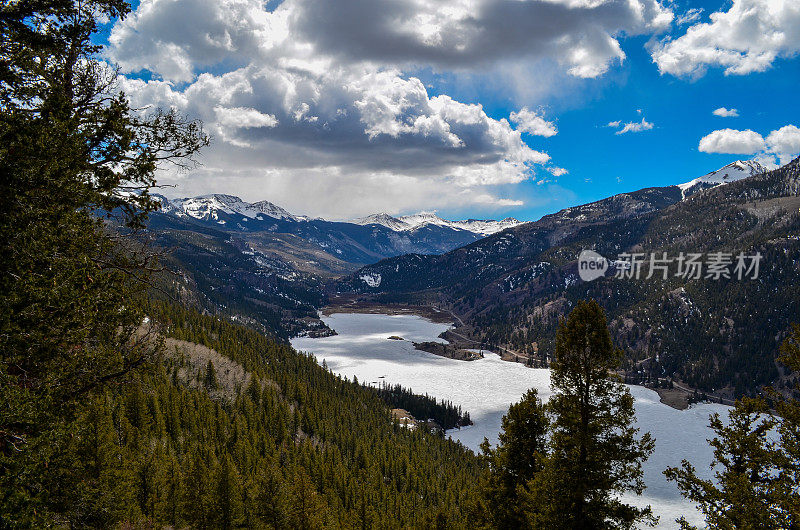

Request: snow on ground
left=292, top=312, right=729, bottom=529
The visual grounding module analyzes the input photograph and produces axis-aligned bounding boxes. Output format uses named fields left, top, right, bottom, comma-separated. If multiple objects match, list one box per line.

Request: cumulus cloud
left=652, top=0, right=800, bottom=77
left=109, top=0, right=675, bottom=84
left=609, top=118, right=655, bottom=135
left=698, top=125, right=800, bottom=164
left=548, top=166, right=568, bottom=177
left=510, top=107, right=557, bottom=137
left=713, top=107, right=739, bottom=118
left=698, top=128, right=765, bottom=154
left=766, top=125, right=800, bottom=164
left=105, top=0, right=679, bottom=216
left=288, top=0, right=673, bottom=80
left=117, top=61, right=553, bottom=216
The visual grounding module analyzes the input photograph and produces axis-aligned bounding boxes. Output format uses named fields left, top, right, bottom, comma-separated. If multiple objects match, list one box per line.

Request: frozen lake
left=292, top=312, right=727, bottom=528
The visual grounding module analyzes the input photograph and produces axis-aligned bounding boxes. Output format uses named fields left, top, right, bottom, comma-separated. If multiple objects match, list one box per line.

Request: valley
left=8, top=2, right=800, bottom=526
left=292, top=311, right=729, bottom=529
left=146, top=158, right=800, bottom=397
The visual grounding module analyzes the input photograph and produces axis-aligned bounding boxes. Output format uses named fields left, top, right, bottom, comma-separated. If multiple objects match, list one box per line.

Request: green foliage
left=480, top=389, right=548, bottom=529
left=204, top=359, right=220, bottom=391
left=530, top=300, right=656, bottom=529
left=666, top=323, right=800, bottom=529
left=479, top=301, right=655, bottom=529
left=20, top=300, right=484, bottom=527
left=372, top=381, right=472, bottom=430
left=1, top=0, right=204, bottom=523
left=665, top=398, right=784, bottom=529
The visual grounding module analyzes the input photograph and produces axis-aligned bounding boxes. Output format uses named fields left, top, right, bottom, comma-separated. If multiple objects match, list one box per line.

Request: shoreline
left=319, top=304, right=703, bottom=412
left=321, top=300, right=456, bottom=324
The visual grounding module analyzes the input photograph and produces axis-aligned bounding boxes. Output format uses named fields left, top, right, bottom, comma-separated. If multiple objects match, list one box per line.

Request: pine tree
left=480, top=389, right=548, bottom=529
left=253, top=464, right=289, bottom=528
left=0, top=0, right=206, bottom=524
left=531, top=299, right=655, bottom=529
left=775, top=323, right=800, bottom=524
left=665, top=397, right=784, bottom=529
left=204, top=360, right=220, bottom=391
left=215, top=453, right=243, bottom=530
left=182, top=448, right=214, bottom=529
left=288, top=468, right=326, bottom=529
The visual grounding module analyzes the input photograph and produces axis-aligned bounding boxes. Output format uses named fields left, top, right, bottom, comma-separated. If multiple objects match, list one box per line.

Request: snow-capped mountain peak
left=677, top=160, right=766, bottom=198
left=250, top=200, right=296, bottom=220
left=353, top=211, right=523, bottom=236
left=352, top=213, right=411, bottom=231
left=398, top=212, right=448, bottom=229
left=165, top=194, right=298, bottom=222
left=156, top=193, right=523, bottom=237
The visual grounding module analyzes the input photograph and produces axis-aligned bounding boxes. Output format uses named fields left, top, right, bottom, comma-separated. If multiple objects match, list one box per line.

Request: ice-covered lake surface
left=291, top=312, right=728, bottom=529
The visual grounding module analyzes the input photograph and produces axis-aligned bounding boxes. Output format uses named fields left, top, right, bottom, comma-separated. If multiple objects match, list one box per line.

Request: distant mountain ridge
left=157, top=193, right=520, bottom=236
left=151, top=193, right=517, bottom=266
left=353, top=211, right=522, bottom=236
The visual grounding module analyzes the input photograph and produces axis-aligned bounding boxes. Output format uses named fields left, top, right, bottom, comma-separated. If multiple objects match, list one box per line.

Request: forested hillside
left=0, top=0, right=486, bottom=525
left=21, top=301, right=483, bottom=527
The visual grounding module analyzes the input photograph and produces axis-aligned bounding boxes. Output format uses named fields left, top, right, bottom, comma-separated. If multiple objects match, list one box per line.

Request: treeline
left=369, top=381, right=472, bottom=430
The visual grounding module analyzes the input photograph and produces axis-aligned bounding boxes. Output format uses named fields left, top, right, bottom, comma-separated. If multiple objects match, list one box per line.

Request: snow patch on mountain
left=678, top=160, right=766, bottom=198
left=353, top=213, right=412, bottom=232
left=359, top=272, right=382, bottom=288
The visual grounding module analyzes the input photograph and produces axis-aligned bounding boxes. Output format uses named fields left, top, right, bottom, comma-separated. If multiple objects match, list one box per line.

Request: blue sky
left=487, top=40, right=800, bottom=220
left=104, top=0, right=800, bottom=221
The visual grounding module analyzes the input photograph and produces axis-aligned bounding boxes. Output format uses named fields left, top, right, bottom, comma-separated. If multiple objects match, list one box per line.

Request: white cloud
left=607, top=120, right=621, bottom=128
left=471, top=193, right=525, bottom=207
left=712, top=107, right=739, bottom=118
left=612, top=118, right=655, bottom=135
left=698, top=125, right=800, bottom=166
left=214, top=106, right=278, bottom=128
left=698, top=128, right=765, bottom=154
left=676, top=8, right=703, bottom=25
left=766, top=125, right=800, bottom=165
left=118, top=62, right=553, bottom=216
left=548, top=166, right=568, bottom=177
left=108, top=0, right=675, bottom=84
left=510, top=107, right=558, bottom=137
left=287, top=0, right=673, bottom=80
left=653, top=0, right=800, bottom=77
left=105, top=0, right=680, bottom=216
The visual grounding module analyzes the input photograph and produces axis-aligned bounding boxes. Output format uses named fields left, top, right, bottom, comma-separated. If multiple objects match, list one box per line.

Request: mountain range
left=339, top=158, right=799, bottom=396
left=155, top=193, right=520, bottom=254
left=145, top=193, right=520, bottom=337
left=144, top=158, right=799, bottom=397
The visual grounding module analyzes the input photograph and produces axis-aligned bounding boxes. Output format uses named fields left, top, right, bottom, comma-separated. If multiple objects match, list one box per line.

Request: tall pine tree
left=480, top=389, right=548, bottom=529
left=530, top=299, right=655, bottom=529
left=0, top=0, right=207, bottom=523
left=665, top=323, right=800, bottom=528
